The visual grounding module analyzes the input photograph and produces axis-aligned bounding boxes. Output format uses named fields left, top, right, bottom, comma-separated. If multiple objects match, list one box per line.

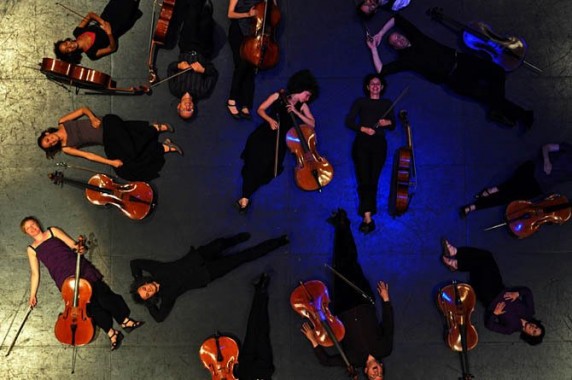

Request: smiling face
left=364, top=355, right=384, bottom=380
left=388, top=32, right=411, bottom=50
left=22, top=219, right=42, bottom=238
left=359, top=0, right=380, bottom=15
left=137, top=282, right=159, bottom=301
left=177, top=93, right=194, bottom=119
left=523, top=321, right=542, bottom=337
left=41, top=132, right=60, bottom=149
left=58, top=39, right=78, bottom=54
left=367, top=77, right=384, bottom=97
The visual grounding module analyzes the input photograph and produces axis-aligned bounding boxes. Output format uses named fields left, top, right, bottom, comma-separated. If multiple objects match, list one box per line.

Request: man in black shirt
left=167, top=0, right=218, bottom=120
left=301, top=209, right=393, bottom=379
left=129, top=233, right=288, bottom=322
left=368, top=14, right=533, bottom=129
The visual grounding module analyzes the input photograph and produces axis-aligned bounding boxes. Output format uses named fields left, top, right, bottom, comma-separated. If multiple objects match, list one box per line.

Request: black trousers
left=178, top=0, right=213, bottom=57
left=87, top=280, right=131, bottom=332
left=204, top=236, right=287, bottom=280
left=447, top=53, right=528, bottom=124
left=456, top=247, right=505, bottom=307
left=474, top=161, right=542, bottom=210
left=101, top=0, right=141, bottom=40
left=331, top=215, right=375, bottom=314
left=228, top=21, right=256, bottom=109
left=237, top=288, right=275, bottom=380
left=352, top=136, right=387, bottom=216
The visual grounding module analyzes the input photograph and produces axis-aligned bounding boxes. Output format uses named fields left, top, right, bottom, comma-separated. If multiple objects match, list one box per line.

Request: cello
left=291, top=281, right=358, bottom=380
left=390, top=110, right=417, bottom=216
left=240, top=0, right=280, bottom=70
left=40, top=58, right=150, bottom=94
left=49, top=170, right=155, bottom=220
left=280, top=90, right=334, bottom=191
left=54, top=236, right=95, bottom=373
left=484, top=194, right=572, bottom=238
left=199, top=332, right=239, bottom=380
left=427, top=7, right=540, bottom=73
left=147, top=0, right=177, bottom=83
left=436, top=281, right=478, bottom=380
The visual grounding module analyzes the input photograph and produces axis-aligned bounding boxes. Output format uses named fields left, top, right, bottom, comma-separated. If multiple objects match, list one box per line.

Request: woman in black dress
left=54, top=0, right=141, bottom=63
left=37, top=106, right=182, bottom=181
left=235, top=70, right=319, bottom=213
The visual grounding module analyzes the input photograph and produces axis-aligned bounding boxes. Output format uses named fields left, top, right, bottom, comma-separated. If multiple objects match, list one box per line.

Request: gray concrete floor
left=1, top=0, right=571, bottom=379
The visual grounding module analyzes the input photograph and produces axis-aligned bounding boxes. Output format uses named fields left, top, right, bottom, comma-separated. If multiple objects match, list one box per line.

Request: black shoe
left=359, top=220, right=375, bottom=234
left=227, top=101, right=241, bottom=120
left=240, top=107, right=252, bottom=120
left=441, top=237, right=454, bottom=258
left=121, top=318, right=145, bottom=333
left=234, top=199, right=250, bottom=215
left=519, top=110, right=534, bottom=130
left=232, top=232, right=251, bottom=244
left=327, top=208, right=349, bottom=227
left=110, top=330, right=124, bottom=351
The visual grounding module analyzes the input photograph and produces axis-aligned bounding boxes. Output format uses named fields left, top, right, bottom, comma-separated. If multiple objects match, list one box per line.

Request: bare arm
left=62, top=146, right=123, bottom=168
left=95, top=21, right=116, bottom=58
left=50, top=227, right=84, bottom=252
left=58, top=107, right=100, bottom=127
left=228, top=0, right=255, bottom=19
left=257, top=92, right=281, bottom=130
left=542, top=143, right=560, bottom=175
left=367, top=18, right=395, bottom=74
left=27, top=248, right=40, bottom=307
left=78, top=12, right=104, bottom=28
left=293, top=103, right=315, bottom=128
left=374, top=17, right=396, bottom=40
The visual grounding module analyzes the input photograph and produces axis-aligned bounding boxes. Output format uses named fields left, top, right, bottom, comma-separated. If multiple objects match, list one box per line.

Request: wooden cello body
left=147, top=0, right=177, bottom=83
left=436, top=281, right=477, bottom=380
left=49, top=171, right=155, bottom=220
left=280, top=91, right=334, bottom=191
left=240, top=0, right=280, bottom=70
left=199, top=332, right=239, bottom=380
left=506, top=194, right=571, bottom=239
left=390, top=110, right=416, bottom=215
left=54, top=237, right=95, bottom=347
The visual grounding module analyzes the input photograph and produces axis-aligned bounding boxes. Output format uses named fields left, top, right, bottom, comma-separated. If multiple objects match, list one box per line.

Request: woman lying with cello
left=345, top=74, right=395, bottom=234
left=54, top=0, right=142, bottom=63
left=38, top=106, right=182, bottom=181
left=235, top=70, right=319, bottom=213
left=461, top=143, right=572, bottom=217
left=22, top=216, right=144, bottom=351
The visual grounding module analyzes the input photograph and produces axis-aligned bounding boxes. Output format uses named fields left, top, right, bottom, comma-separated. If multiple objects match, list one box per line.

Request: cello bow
left=4, top=306, right=33, bottom=357
left=324, top=264, right=375, bottom=305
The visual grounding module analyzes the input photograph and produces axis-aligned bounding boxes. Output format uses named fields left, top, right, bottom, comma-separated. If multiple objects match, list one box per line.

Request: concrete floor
left=1, top=0, right=571, bottom=379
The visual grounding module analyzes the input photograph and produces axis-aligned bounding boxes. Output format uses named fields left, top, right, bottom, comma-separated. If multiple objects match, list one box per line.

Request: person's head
left=287, top=69, right=319, bottom=104
left=54, top=39, right=82, bottom=64
left=356, top=0, right=380, bottom=18
left=388, top=32, right=411, bottom=50
left=520, top=318, right=545, bottom=346
left=130, top=276, right=160, bottom=304
left=364, top=355, right=384, bottom=380
left=20, top=216, right=43, bottom=237
left=177, top=92, right=195, bottom=120
left=363, top=73, right=387, bottom=97
left=37, top=128, right=62, bottom=159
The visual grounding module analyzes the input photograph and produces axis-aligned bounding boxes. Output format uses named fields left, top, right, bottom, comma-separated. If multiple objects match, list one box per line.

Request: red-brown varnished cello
left=147, top=0, right=176, bottom=83
left=437, top=281, right=478, bottom=380
left=40, top=58, right=149, bottom=94
left=280, top=90, right=334, bottom=191
left=54, top=236, right=95, bottom=373
left=505, top=194, right=571, bottom=239
left=199, top=332, right=239, bottom=380
left=49, top=169, right=155, bottom=220
left=240, top=0, right=280, bottom=70
left=390, top=110, right=417, bottom=215
left=291, top=281, right=357, bottom=380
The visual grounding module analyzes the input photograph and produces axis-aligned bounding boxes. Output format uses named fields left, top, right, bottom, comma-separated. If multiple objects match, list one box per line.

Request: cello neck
left=72, top=239, right=84, bottom=308
left=279, top=90, right=311, bottom=153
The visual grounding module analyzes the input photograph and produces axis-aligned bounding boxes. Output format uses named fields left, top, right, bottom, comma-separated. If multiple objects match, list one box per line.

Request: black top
left=380, top=14, right=457, bottom=84
left=167, top=51, right=219, bottom=100
left=313, top=301, right=394, bottom=367
left=345, top=97, right=396, bottom=138
left=130, top=248, right=211, bottom=322
left=73, top=25, right=110, bottom=61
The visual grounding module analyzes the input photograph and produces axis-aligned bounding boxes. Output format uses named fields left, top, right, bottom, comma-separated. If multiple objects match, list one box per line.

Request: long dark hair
left=54, top=39, right=83, bottom=64
left=287, top=70, right=319, bottom=103
left=37, top=128, right=62, bottom=159
left=130, top=276, right=160, bottom=306
left=520, top=318, right=545, bottom=346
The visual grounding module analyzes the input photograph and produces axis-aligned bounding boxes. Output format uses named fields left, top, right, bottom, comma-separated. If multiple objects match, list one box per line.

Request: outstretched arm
left=27, top=248, right=40, bottom=308
left=58, top=106, right=100, bottom=128
left=257, top=92, right=280, bottom=130
left=228, top=0, right=256, bottom=19
left=61, top=146, right=123, bottom=168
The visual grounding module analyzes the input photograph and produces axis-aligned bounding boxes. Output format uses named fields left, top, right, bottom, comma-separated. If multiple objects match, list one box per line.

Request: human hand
left=76, top=235, right=87, bottom=254
left=190, top=61, right=205, bottom=73
left=377, top=281, right=390, bottom=301
left=90, top=116, right=101, bottom=128
left=493, top=302, right=506, bottom=316
left=366, top=33, right=381, bottom=49
left=544, top=160, right=552, bottom=175
left=29, top=295, right=37, bottom=308
left=112, top=159, right=123, bottom=168
left=300, top=322, right=319, bottom=347
left=361, top=127, right=375, bottom=136
left=248, top=7, right=256, bottom=17
left=177, top=61, right=191, bottom=70
left=378, top=119, right=392, bottom=128
left=101, top=21, right=112, bottom=35
left=504, top=291, right=519, bottom=302
left=268, top=119, right=279, bottom=130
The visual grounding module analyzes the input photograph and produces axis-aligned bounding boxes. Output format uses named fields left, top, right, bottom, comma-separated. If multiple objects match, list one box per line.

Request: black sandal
left=234, top=199, right=250, bottom=215
left=121, top=318, right=145, bottom=333
left=110, top=330, right=124, bottom=351
left=227, top=101, right=241, bottom=120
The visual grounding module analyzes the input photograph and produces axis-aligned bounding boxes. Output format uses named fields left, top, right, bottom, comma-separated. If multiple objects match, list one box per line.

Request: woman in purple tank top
left=36, top=106, right=183, bottom=181
left=21, top=216, right=145, bottom=351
